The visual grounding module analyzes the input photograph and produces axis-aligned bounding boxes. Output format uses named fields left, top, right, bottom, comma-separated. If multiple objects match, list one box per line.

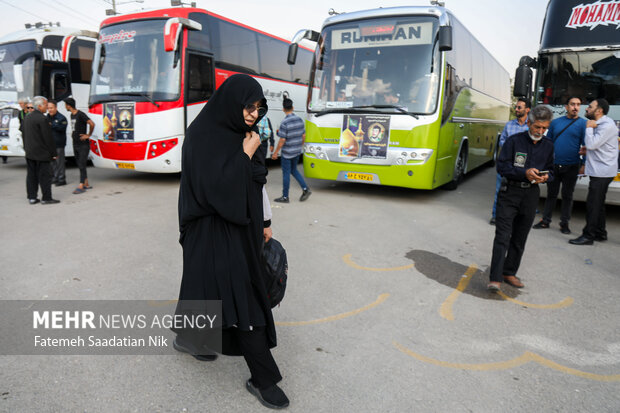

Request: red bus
left=88, top=7, right=313, bottom=172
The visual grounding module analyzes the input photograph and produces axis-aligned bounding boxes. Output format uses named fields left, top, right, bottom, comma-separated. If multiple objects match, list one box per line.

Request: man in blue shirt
left=490, top=98, right=530, bottom=225
left=533, top=96, right=586, bottom=234
left=488, top=105, right=555, bottom=292
left=271, top=98, right=311, bottom=203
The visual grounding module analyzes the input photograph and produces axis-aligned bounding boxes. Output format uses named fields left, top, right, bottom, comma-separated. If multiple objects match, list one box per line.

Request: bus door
left=184, top=50, right=214, bottom=129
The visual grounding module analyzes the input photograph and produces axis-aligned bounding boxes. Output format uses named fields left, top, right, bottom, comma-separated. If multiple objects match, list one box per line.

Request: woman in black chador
left=174, top=74, right=289, bottom=409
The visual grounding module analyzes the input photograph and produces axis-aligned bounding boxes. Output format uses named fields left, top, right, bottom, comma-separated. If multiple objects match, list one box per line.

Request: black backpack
left=262, top=238, right=288, bottom=308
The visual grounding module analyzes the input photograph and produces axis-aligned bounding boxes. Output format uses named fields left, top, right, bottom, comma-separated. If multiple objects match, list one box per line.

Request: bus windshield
left=90, top=19, right=181, bottom=104
left=0, top=40, right=36, bottom=103
left=537, top=50, right=620, bottom=106
left=309, top=16, right=440, bottom=115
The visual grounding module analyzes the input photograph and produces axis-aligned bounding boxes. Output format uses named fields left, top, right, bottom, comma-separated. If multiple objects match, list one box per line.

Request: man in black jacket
left=23, top=96, right=59, bottom=205
left=47, top=100, right=68, bottom=186
left=488, top=105, right=555, bottom=292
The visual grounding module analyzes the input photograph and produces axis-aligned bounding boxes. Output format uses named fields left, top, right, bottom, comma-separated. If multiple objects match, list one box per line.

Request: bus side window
left=187, top=53, right=214, bottom=103
left=442, top=64, right=457, bottom=124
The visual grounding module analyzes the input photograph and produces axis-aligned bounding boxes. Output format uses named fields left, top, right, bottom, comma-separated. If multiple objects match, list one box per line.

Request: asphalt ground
left=1, top=157, right=619, bottom=412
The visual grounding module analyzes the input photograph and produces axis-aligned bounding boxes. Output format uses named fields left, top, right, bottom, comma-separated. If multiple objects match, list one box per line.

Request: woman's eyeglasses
left=245, top=104, right=267, bottom=117
left=26, top=106, right=34, bottom=110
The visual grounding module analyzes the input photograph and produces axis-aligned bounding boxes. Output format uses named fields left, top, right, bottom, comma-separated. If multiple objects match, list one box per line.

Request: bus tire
left=443, top=145, right=467, bottom=190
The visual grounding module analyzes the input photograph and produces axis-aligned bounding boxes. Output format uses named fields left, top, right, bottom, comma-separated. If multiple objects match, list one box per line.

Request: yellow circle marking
left=439, top=264, right=478, bottom=321
left=497, top=291, right=574, bottom=309
left=342, top=254, right=414, bottom=272
left=276, top=293, right=389, bottom=326
left=393, top=341, right=620, bottom=382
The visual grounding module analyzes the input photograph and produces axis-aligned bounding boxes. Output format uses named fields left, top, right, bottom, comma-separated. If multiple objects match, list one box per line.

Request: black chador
left=174, top=74, right=276, bottom=357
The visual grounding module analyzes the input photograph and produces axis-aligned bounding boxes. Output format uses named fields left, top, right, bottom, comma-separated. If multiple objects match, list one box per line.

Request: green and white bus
left=287, top=5, right=510, bottom=190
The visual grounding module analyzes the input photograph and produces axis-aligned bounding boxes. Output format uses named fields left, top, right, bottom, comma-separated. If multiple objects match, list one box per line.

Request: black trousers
left=541, top=163, right=580, bottom=225
left=582, top=176, right=614, bottom=239
left=26, top=158, right=53, bottom=201
left=74, top=144, right=89, bottom=183
left=236, top=327, right=282, bottom=389
left=490, top=185, right=539, bottom=283
left=52, top=147, right=66, bottom=183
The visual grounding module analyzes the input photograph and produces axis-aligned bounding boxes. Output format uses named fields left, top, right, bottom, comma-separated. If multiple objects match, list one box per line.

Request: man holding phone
left=532, top=96, right=586, bottom=234
left=488, top=105, right=555, bottom=292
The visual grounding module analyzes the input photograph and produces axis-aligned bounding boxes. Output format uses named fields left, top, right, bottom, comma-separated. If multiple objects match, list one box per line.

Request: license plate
left=0, top=145, right=7, bottom=151
left=345, top=172, right=374, bottom=182
left=115, top=162, right=135, bottom=170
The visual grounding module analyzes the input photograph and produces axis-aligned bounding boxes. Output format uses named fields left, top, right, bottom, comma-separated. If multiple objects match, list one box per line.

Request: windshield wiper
left=315, top=105, right=419, bottom=119
left=108, top=92, right=160, bottom=108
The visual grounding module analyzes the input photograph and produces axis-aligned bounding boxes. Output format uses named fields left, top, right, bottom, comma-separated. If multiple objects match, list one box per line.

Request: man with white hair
left=488, top=105, right=555, bottom=292
left=23, top=96, right=59, bottom=205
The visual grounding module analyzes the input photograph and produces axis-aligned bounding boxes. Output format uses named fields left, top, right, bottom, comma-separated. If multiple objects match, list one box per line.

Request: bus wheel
left=444, top=146, right=467, bottom=190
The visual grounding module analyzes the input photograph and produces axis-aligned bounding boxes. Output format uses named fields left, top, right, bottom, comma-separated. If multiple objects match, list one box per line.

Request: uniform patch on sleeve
left=514, top=152, right=527, bottom=168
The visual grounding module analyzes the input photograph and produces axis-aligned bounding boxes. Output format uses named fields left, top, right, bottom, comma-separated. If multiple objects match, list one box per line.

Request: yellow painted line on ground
left=439, top=265, right=478, bottom=321
left=393, top=341, right=620, bottom=382
left=342, top=254, right=414, bottom=272
left=497, top=292, right=574, bottom=309
left=276, top=293, right=389, bottom=326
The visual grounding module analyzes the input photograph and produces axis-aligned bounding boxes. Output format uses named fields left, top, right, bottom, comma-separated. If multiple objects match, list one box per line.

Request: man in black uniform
left=23, top=96, right=59, bottom=205
left=488, top=105, right=554, bottom=291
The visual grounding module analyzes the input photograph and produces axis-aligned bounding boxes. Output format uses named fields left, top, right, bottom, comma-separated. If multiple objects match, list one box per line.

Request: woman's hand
left=243, top=131, right=261, bottom=158
left=263, top=227, right=272, bottom=243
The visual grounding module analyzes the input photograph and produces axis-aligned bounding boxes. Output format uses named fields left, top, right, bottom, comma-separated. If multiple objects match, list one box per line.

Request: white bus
left=0, top=25, right=96, bottom=158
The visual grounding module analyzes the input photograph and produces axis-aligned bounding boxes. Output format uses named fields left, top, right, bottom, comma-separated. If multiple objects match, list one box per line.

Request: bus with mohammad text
left=514, top=0, right=620, bottom=205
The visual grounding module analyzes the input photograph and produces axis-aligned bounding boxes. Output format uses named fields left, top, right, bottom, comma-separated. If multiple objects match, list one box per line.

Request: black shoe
left=560, top=223, right=571, bottom=234
left=569, top=235, right=593, bottom=245
left=532, top=220, right=549, bottom=229
left=246, top=379, right=289, bottom=409
left=29, top=198, right=40, bottom=205
left=55, top=181, right=67, bottom=186
left=489, top=217, right=496, bottom=225
left=594, top=234, right=607, bottom=242
left=299, top=188, right=312, bottom=202
left=41, top=199, right=60, bottom=205
left=274, top=196, right=289, bottom=203
left=173, top=337, right=217, bottom=361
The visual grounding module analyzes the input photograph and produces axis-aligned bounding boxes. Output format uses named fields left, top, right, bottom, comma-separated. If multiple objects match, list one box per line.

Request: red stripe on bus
left=61, top=36, right=74, bottom=62
left=100, top=8, right=313, bottom=53
left=97, top=140, right=147, bottom=161
left=214, top=68, right=309, bottom=88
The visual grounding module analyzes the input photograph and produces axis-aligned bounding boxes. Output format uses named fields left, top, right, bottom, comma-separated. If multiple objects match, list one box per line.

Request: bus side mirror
left=287, top=43, right=298, bottom=65
left=164, top=18, right=202, bottom=52
left=438, top=26, right=452, bottom=51
left=13, top=65, right=24, bottom=93
left=514, top=55, right=535, bottom=98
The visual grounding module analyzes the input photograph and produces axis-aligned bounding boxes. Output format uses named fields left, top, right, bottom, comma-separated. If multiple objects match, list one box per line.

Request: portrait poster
left=338, top=114, right=390, bottom=159
left=360, top=115, right=390, bottom=159
left=103, top=102, right=134, bottom=141
left=0, top=109, right=12, bottom=137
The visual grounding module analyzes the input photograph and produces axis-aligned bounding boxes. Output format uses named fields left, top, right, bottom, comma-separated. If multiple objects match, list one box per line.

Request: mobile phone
left=538, top=170, right=549, bottom=175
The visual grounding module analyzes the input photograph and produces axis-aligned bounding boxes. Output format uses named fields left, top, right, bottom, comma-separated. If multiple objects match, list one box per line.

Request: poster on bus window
left=103, top=102, right=134, bottom=141
left=0, top=109, right=12, bottom=137
left=338, top=114, right=390, bottom=159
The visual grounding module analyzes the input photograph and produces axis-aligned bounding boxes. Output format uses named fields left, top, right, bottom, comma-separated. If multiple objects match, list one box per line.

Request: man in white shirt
left=569, top=98, right=619, bottom=245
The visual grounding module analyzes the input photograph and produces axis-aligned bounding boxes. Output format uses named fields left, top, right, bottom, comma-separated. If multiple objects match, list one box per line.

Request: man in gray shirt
left=569, top=98, right=619, bottom=245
